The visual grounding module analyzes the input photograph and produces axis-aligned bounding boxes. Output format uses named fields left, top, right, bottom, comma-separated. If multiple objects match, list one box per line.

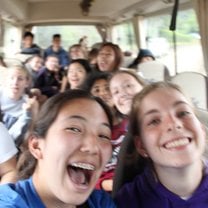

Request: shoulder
left=0, top=178, right=44, bottom=208
left=0, top=182, right=28, bottom=207
left=87, top=189, right=116, bottom=208
left=59, top=47, right=68, bottom=54
left=0, top=122, right=17, bottom=163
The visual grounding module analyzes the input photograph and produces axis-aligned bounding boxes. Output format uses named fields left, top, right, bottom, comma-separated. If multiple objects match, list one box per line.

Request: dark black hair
left=69, top=59, right=92, bottom=74
left=23, top=31, right=34, bottom=39
left=53, top=34, right=61, bottom=39
left=81, top=71, right=111, bottom=92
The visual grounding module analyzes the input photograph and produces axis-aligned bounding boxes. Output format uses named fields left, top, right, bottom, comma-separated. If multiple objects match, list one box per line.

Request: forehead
left=31, top=57, right=42, bottom=62
left=53, top=37, right=61, bottom=41
left=24, top=36, right=33, bottom=40
left=71, top=47, right=81, bottom=52
left=56, top=98, right=109, bottom=123
left=139, top=88, right=189, bottom=112
left=92, top=79, right=108, bottom=87
left=100, top=46, right=115, bottom=53
left=69, top=62, right=84, bottom=69
left=47, top=57, right=58, bottom=62
left=110, top=73, right=137, bottom=86
left=8, top=68, right=27, bottom=77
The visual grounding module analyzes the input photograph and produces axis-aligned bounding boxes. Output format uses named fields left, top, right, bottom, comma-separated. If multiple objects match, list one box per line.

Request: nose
left=165, top=114, right=182, bottom=132
left=80, top=133, right=99, bottom=155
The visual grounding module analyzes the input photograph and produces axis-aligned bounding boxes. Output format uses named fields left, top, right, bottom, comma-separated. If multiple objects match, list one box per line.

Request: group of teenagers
left=0, top=32, right=207, bottom=207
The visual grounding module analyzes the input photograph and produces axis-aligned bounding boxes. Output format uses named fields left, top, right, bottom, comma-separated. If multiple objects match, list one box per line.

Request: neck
left=52, top=45, right=60, bottom=52
left=154, top=160, right=203, bottom=198
left=32, top=173, right=76, bottom=208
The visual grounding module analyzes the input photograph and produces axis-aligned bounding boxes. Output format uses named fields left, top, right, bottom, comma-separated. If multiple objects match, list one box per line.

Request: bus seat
left=4, top=58, right=23, bottom=67
left=137, top=60, right=170, bottom=83
left=121, top=56, right=135, bottom=68
left=14, top=53, right=33, bottom=64
left=171, top=72, right=208, bottom=110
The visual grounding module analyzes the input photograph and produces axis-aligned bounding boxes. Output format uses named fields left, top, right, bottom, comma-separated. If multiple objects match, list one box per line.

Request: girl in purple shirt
left=115, top=82, right=208, bottom=208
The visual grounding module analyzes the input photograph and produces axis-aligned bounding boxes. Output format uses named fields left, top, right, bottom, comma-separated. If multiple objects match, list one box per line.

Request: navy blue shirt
left=115, top=165, right=208, bottom=208
left=0, top=177, right=116, bottom=208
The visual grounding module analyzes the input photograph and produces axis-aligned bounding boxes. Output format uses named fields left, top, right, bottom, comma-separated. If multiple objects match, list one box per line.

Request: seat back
left=137, top=60, right=170, bottom=83
left=171, top=72, right=208, bottom=110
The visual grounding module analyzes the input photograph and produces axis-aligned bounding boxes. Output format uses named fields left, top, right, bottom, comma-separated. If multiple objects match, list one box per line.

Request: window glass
left=32, top=25, right=102, bottom=51
left=112, top=21, right=137, bottom=55
left=144, top=9, right=205, bottom=75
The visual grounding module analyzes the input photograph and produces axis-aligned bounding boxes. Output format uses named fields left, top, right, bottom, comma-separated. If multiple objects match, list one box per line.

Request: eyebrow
left=64, top=115, right=111, bottom=129
left=143, top=100, right=189, bottom=117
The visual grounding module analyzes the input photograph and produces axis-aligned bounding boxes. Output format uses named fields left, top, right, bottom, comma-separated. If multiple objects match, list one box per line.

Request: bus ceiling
left=0, top=0, right=191, bottom=26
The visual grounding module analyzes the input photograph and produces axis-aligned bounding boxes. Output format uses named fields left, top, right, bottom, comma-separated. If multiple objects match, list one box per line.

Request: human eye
left=124, top=83, right=132, bottom=89
left=112, top=89, right=118, bottom=96
left=98, top=133, right=111, bottom=141
left=65, top=126, right=81, bottom=133
left=147, top=118, right=161, bottom=126
left=92, top=88, right=99, bottom=95
left=177, top=111, right=191, bottom=118
left=18, top=77, right=24, bottom=81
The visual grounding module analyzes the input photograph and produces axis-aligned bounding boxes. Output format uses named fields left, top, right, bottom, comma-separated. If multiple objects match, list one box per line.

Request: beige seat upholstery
left=171, top=72, right=208, bottom=110
left=4, top=58, right=23, bottom=67
left=137, top=60, right=170, bottom=83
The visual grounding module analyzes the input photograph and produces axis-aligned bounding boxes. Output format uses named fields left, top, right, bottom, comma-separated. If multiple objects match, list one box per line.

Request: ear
left=28, top=135, right=44, bottom=160
left=134, top=136, right=149, bottom=158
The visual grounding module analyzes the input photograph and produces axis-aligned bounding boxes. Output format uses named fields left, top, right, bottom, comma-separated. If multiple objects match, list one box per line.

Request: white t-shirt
left=0, top=122, right=18, bottom=164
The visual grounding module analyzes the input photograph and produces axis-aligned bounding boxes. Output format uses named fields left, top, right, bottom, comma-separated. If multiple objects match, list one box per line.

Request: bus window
left=112, top=21, right=137, bottom=55
left=144, top=9, right=205, bottom=76
left=32, top=25, right=102, bottom=50
left=3, top=21, right=21, bottom=57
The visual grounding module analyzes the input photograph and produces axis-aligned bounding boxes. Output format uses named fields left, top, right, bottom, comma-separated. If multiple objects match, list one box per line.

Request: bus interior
left=0, top=0, right=207, bottom=107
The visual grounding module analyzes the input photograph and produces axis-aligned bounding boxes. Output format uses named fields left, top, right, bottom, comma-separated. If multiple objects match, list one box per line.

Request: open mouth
left=67, top=162, right=95, bottom=187
left=163, top=137, right=192, bottom=149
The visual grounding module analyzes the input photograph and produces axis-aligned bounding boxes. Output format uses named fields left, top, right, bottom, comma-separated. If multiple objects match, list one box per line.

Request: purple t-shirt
left=115, top=165, right=208, bottom=208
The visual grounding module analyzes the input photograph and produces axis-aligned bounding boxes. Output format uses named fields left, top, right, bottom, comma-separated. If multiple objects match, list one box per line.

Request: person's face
left=91, top=79, right=114, bottom=108
left=6, top=68, right=28, bottom=100
left=53, top=37, right=61, bottom=48
left=30, top=57, right=43, bottom=71
left=97, top=46, right=116, bottom=72
left=23, top=36, right=33, bottom=48
left=30, top=98, right=112, bottom=207
left=135, top=88, right=206, bottom=172
left=110, top=73, right=143, bottom=115
left=67, top=63, right=87, bottom=89
left=45, top=57, right=59, bottom=71
left=70, top=47, right=85, bottom=60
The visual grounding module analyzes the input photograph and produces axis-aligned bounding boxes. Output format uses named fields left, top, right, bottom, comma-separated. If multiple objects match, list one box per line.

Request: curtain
left=193, top=0, right=208, bottom=74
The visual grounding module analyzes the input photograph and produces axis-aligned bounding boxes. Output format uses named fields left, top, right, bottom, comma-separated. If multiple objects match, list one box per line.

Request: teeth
left=164, top=138, right=190, bottom=149
left=71, top=163, right=95, bottom=170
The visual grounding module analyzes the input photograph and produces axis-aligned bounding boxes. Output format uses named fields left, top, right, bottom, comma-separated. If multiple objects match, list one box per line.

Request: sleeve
left=0, top=122, right=18, bottom=164
left=8, top=111, right=32, bottom=145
